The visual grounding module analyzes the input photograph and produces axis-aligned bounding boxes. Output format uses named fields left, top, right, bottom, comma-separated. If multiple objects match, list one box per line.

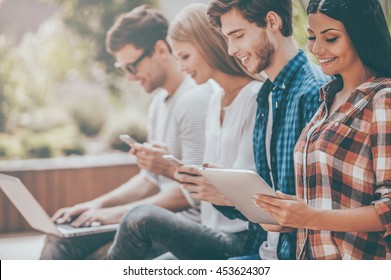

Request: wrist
left=91, top=198, right=105, bottom=209
left=165, top=165, right=176, bottom=179
left=308, top=207, right=324, bottom=230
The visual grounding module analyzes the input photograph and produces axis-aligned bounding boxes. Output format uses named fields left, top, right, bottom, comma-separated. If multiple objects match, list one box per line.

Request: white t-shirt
left=140, top=75, right=213, bottom=221
left=201, top=79, right=262, bottom=232
left=258, top=92, right=279, bottom=260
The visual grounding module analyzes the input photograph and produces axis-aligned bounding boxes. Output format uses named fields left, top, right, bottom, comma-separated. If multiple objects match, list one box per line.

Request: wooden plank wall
left=0, top=164, right=139, bottom=233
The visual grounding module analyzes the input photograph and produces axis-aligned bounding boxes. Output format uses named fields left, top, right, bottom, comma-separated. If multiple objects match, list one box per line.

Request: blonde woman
left=107, top=4, right=263, bottom=259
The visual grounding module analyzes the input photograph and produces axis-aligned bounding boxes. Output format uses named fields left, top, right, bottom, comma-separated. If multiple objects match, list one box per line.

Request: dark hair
left=207, top=0, right=293, bottom=37
left=307, top=0, right=391, bottom=77
left=106, top=5, right=168, bottom=53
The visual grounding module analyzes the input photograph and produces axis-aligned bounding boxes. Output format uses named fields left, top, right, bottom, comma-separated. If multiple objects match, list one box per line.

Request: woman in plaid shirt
left=254, top=0, right=391, bottom=259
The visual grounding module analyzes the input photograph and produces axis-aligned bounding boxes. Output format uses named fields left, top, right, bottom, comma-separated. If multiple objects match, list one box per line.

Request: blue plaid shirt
left=216, top=50, right=330, bottom=259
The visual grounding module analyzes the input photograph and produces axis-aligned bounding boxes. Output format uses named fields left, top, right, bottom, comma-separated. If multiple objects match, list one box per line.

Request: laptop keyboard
left=57, top=221, right=102, bottom=230
left=57, top=224, right=77, bottom=230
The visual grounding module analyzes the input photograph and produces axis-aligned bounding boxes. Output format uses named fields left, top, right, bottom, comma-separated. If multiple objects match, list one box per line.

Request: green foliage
left=58, top=81, right=109, bottom=137
left=41, top=0, right=158, bottom=74
left=101, top=108, right=148, bottom=152
left=0, top=37, right=8, bottom=132
left=292, top=0, right=310, bottom=49
left=0, top=125, right=84, bottom=158
left=0, top=1, right=155, bottom=159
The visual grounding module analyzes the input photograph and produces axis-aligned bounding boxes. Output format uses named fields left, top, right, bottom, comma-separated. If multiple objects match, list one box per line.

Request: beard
left=250, top=31, right=275, bottom=74
left=143, top=63, right=166, bottom=93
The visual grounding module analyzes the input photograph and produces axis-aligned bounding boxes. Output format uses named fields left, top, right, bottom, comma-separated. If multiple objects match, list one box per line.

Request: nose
left=179, top=63, right=188, bottom=73
left=227, top=40, right=239, bottom=57
left=310, top=39, right=323, bottom=56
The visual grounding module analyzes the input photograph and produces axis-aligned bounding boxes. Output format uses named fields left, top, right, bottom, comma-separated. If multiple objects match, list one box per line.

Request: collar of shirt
left=257, top=49, right=308, bottom=107
left=273, top=49, right=307, bottom=92
left=161, top=74, right=196, bottom=102
left=320, top=76, right=386, bottom=110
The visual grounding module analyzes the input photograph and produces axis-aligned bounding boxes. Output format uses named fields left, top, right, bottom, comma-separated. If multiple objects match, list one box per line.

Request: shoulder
left=148, top=90, right=167, bottom=112
left=176, top=82, right=213, bottom=108
left=238, top=81, right=261, bottom=109
left=295, top=62, right=330, bottom=97
left=174, top=83, right=214, bottom=122
left=242, top=80, right=263, bottom=96
left=370, top=78, right=391, bottom=104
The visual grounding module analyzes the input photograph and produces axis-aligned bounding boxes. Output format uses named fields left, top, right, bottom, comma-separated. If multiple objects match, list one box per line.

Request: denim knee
left=120, top=204, right=165, bottom=231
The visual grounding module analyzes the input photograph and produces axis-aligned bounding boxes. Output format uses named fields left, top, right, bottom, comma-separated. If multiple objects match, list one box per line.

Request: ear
left=154, top=40, right=171, bottom=58
left=265, top=11, right=282, bottom=32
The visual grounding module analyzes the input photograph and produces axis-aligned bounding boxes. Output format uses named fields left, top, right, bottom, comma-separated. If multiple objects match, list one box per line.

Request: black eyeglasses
left=114, top=48, right=151, bottom=75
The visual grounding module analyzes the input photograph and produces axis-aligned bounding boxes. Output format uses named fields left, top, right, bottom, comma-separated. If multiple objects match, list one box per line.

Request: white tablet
left=198, top=168, right=279, bottom=225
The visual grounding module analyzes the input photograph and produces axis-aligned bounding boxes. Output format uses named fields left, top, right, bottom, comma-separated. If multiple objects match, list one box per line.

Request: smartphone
left=162, top=155, right=185, bottom=166
left=119, top=134, right=137, bottom=146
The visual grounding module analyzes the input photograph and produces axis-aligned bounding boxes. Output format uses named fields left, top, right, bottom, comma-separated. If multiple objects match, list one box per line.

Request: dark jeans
left=40, top=231, right=115, bottom=260
left=40, top=226, right=167, bottom=260
left=107, top=205, right=250, bottom=260
left=229, top=254, right=260, bottom=260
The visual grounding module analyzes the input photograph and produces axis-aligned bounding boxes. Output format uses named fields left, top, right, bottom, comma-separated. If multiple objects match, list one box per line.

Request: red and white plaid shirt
left=294, top=77, right=391, bottom=259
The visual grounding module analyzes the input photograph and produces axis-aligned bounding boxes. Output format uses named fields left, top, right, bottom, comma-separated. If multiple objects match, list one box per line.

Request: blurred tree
left=0, top=0, right=155, bottom=159
left=41, top=0, right=158, bottom=74
left=0, top=38, right=7, bottom=132
left=292, top=0, right=309, bottom=49
left=381, top=0, right=391, bottom=23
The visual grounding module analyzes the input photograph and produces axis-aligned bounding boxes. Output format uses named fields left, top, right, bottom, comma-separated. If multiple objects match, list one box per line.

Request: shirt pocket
left=316, top=122, right=368, bottom=160
left=316, top=122, right=352, bottom=156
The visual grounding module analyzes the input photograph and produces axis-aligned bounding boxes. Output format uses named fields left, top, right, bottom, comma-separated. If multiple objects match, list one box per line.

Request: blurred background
left=0, top=0, right=390, bottom=160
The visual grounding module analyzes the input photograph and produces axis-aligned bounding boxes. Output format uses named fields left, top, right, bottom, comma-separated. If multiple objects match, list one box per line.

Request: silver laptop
left=0, top=173, right=118, bottom=238
left=198, top=168, right=279, bottom=225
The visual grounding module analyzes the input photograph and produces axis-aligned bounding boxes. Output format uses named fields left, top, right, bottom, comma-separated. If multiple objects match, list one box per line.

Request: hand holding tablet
left=198, top=168, right=279, bottom=225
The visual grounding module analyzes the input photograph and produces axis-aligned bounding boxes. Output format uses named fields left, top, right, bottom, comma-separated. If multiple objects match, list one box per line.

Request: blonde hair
left=168, top=3, right=252, bottom=78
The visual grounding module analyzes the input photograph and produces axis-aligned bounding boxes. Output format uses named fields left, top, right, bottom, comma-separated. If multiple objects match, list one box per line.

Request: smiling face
left=114, top=43, right=166, bottom=93
left=307, top=12, right=363, bottom=77
left=220, top=8, right=275, bottom=74
left=170, top=40, right=215, bottom=84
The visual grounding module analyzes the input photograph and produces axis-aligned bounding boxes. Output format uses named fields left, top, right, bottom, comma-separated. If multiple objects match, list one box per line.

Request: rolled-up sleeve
left=370, top=89, right=391, bottom=237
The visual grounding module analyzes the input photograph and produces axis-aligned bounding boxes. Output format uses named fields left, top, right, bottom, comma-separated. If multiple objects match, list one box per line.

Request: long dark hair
left=307, top=0, right=391, bottom=77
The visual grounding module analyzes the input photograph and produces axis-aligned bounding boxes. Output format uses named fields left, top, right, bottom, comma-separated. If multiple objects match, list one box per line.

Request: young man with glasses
left=114, top=47, right=151, bottom=76
left=40, top=5, right=212, bottom=259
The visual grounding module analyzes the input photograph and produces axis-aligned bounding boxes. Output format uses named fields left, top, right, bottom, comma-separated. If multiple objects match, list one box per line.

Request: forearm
left=91, top=174, right=159, bottom=208
left=160, top=165, right=176, bottom=180
left=310, top=205, right=385, bottom=232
